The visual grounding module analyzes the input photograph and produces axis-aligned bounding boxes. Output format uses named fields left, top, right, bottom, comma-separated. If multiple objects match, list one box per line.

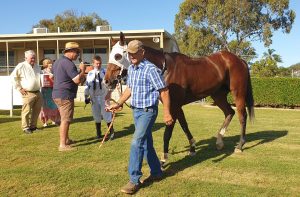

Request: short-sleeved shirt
left=52, top=56, right=79, bottom=99
left=127, top=59, right=166, bottom=108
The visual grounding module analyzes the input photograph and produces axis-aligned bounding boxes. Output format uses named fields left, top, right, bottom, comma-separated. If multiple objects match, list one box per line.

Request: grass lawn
left=0, top=103, right=299, bottom=196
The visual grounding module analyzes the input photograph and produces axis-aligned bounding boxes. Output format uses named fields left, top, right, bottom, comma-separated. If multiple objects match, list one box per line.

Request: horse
left=104, top=32, right=254, bottom=163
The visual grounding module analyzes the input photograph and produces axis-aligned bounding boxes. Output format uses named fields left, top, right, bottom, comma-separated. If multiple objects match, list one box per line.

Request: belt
left=131, top=106, right=156, bottom=112
left=27, top=90, right=40, bottom=93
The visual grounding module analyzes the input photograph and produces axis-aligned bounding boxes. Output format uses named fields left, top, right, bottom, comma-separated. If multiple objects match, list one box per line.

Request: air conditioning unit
left=33, top=28, right=48, bottom=34
left=96, top=25, right=112, bottom=32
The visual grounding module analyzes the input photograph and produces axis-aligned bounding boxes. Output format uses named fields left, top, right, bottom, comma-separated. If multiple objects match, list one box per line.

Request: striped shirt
left=127, top=59, right=166, bottom=108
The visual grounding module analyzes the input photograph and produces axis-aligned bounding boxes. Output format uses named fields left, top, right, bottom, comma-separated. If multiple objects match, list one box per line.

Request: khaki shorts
left=54, top=99, right=74, bottom=122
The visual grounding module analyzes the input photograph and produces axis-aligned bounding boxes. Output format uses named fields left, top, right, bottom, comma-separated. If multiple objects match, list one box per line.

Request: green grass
left=0, top=103, right=299, bottom=196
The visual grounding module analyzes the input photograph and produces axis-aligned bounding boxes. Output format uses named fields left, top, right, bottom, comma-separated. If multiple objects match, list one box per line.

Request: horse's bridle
left=162, top=52, right=167, bottom=76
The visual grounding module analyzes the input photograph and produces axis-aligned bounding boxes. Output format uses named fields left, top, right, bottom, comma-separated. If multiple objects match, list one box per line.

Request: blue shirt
left=52, top=56, right=79, bottom=99
left=127, top=59, right=166, bottom=108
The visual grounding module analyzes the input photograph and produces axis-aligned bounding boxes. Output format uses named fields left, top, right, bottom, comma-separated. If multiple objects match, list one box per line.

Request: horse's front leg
left=177, top=108, right=196, bottom=156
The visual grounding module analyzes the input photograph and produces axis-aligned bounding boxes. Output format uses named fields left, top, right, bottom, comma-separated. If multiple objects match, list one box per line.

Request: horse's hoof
left=189, top=138, right=196, bottom=146
left=234, top=147, right=243, bottom=153
left=216, top=142, right=224, bottom=150
left=160, top=153, right=168, bottom=164
left=189, top=151, right=196, bottom=156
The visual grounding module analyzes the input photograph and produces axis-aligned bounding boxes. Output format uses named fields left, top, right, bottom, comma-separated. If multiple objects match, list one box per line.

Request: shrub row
left=205, top=78, right=300, bottom=108
left=251, top=77, right=300, bottom=108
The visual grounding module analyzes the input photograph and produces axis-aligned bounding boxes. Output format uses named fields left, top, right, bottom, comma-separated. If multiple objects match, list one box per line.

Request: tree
left=32, top=10, right=109, bottom=32
left=263, top=48, right=282, bottom=63
left=174, top=0, right=296, bottom=60
left=251, top=49, right=284, bottom=77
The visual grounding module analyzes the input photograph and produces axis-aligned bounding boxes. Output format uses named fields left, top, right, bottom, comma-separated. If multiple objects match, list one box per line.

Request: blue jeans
left=129, top=106, right=162, bottom=184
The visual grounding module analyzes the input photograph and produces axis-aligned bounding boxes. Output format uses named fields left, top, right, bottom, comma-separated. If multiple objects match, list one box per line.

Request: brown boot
left=120, top=182, right=140, bottom=194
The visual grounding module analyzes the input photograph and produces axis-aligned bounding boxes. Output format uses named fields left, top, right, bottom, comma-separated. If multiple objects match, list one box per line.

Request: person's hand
left=105, top=102, right=122, bottom=112
left=49, top=73, right=54, bottom=79
left=79, top=62, right=86, bottom=72
left=19, top=88, right=27, bottom=96
left=84, top=97, right=91, bottom=105
left=164, top=113, right=174, bottom=126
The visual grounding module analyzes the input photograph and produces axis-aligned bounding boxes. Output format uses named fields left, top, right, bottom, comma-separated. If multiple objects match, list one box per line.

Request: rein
left=116, top=79, right=131, bottom=108
left=161, top=52, right=167, bottom=76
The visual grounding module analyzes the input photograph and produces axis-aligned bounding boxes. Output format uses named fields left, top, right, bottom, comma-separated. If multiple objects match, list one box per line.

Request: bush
left=251, top=77, right=300, bottom=108
left=205, top=77, right=300, bottom=108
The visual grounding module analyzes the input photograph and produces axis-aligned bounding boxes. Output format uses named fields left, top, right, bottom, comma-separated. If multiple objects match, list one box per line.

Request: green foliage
left=251, top=48, right=289, bottom=77
left=289, top=63, right=300, bottom=70
left=207, top=77, right=300, bottom=107
left=174, top=0, right=295, bottom=60
left=251, top=58, right=280, bottom=77
left=32, top=10, right=109, bottom=32
left=252, top=77, right=300, bottom=107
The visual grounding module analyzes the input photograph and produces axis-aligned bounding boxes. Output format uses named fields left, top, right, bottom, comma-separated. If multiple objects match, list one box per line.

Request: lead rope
left=99, top=111, right=116, bottom=148
left=117, top=82, right=131, bottom=108
left=99, top=98, right=122, bottom=148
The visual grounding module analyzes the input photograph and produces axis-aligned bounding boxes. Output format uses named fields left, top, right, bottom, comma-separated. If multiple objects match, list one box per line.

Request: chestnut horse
left=104, top=33, right=254, bottom=162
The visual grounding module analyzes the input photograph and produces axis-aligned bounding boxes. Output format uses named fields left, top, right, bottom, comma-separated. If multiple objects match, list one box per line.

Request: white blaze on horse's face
left=108, top=41, right=130, bottom=75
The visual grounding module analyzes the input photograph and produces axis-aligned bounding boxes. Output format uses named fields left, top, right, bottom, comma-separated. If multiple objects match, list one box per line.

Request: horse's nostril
left=105, top=80, right=108, bottom=84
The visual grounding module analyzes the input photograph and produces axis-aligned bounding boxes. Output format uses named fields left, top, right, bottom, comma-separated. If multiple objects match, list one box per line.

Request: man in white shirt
left=10, top=50, right=42, bottom=134
left=84, top=55, right=114, bottom=139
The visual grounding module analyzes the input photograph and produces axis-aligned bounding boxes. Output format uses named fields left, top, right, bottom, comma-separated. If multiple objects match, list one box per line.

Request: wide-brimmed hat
left=126, top=40, right=143, bottom=54
left=63, top=42, right=80, bottom=53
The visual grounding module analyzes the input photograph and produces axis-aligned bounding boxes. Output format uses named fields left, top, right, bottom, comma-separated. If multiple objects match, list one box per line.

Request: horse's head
left=104, top=32, right=130, bottom=90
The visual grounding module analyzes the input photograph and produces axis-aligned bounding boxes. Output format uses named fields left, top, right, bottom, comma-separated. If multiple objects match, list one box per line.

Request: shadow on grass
left=162, top=130, right=288, bottom=179
left=73, top=112, right=127, bottom=123
left=73, top=119, right=166, bottom=147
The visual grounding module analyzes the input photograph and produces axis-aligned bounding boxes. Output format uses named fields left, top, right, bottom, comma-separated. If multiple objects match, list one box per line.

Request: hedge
left=205, top=78, right=300, bottom=108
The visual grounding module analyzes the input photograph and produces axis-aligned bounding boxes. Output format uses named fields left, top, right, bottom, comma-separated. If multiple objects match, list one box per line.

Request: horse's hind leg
left=177, top=108, right=196, bottom=156
left=162, top=122, right=176, bottom=164
left=211, top=90, right=235, bottom=150
left=233, top=96, right=247, bottom=153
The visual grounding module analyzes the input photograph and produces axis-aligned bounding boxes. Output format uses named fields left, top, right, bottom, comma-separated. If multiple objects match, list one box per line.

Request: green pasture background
left=0, top=103, right=299, bottom=196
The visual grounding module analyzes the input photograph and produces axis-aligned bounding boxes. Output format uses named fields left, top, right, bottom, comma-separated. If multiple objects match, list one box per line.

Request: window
left=0, top=51, right=14, bottom=66
left=43, top=49, right=57, bottom=62
left=82, top=48, right=107, bottom=67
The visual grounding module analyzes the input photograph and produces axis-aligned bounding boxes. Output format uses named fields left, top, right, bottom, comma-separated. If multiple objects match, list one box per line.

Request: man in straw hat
left=52, top=42, right=86, bottom=151
left=107, top=40, right=173, bottom=194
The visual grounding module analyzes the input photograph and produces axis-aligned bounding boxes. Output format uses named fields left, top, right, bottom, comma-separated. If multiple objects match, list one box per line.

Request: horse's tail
left=245, top=64, right=255, bottom=123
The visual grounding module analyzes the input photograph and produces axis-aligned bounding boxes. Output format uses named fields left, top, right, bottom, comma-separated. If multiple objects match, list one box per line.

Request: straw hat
left=63, top=42, right=80, bottom=53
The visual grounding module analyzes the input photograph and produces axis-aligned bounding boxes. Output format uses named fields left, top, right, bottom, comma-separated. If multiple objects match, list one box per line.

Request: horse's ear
left=111, top=36, right=117, bottom=46
left=119, top=32, right=125, bottom=46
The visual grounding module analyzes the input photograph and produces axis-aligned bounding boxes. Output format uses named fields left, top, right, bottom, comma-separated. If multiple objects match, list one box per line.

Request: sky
left=0, top=0, right=299, bottom=67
